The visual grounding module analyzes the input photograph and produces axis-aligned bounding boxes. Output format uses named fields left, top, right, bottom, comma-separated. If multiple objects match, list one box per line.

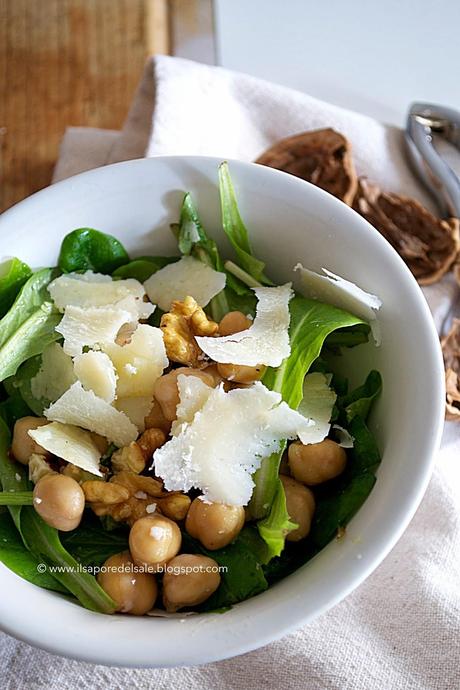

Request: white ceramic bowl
left=0, top=157, right=444, bottom=667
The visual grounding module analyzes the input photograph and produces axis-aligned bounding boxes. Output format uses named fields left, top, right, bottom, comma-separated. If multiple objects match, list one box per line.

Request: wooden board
left=0, top=0, right=170, bottom=211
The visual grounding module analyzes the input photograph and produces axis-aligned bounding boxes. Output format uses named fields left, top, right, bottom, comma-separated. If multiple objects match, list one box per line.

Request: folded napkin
left=3, top=56, right=459, bottom=690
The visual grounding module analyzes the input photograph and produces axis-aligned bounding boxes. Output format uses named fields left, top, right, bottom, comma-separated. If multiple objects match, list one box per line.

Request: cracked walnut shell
left=353, top=180, right=460, bottom=285
left=255, top=128, right=358, bottom=205
left=441, top=319, right=460, bottom=420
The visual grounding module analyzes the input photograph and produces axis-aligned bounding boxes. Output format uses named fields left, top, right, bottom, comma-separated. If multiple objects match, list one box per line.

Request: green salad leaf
left=61, top=523, right=129, bottom=568
left=0, top=511, right=67, bottom=592
left=262, top=405, right=382, bottom=585
left=0, top=418, right=116, bottom=613
left=0, top=390, right=33, bottom=427
left=0, top=268, right=62, bottom=382
left=250, top=296, right=367, bottom=523
left=181, top=530, right=268, bottom=611
left=218, top=162, right=272, bottom=286
left=113, top=256, right=178, bottom=282
left=339, top=370, right=382, bottom=423
left=58, top=228, right=129, bottom=274
left=263, top=296, right=369, bottom=408
left=174, top=192, right=253, bottom=320
left=0, top=258, right=32, bottom=319
left=257, top=478, right=298, bottom=561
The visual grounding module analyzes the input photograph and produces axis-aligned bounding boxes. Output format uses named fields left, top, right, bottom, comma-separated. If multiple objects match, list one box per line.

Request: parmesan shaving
left=74, top=350, right=118, bottom=403
left=153, top=380, right=314, bottom=506
left=143, top=256, right=226, bottom=311
left=28, top=421, right=103, bottom=476
left=195, top=284, right=293, bottom=367
left=297, top=372, right=337, bottom=445
left=103, top=325, right=168, bottom=398
left=45, top=382, right=138, bottom=447
left=30, top=343, right=76, bottom=403
left=115, top=396, right=154, bottom=432
left=56, top=305, right=131, bottom=356
left=48, top=271, right=154, bottom=319
left=171, top=374, right=215, bottom=436
left=294, top=264, right=382, bottom=344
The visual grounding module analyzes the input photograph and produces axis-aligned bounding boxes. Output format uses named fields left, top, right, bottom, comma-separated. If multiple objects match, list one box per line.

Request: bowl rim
left=0, top=155, right=445, bottom=667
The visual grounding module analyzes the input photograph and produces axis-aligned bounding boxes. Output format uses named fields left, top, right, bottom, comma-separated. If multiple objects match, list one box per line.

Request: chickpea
left=153, top=368, right=216, bottom=421
left=144, top=398, right=172, bottom=435
left=280, top=475, right=315, bottom=542
left=218, top=311, right=252, bottom=336
left=162, top=554, right=221, bottom=612
left=217, top=362, right=266, bottom=384
left=129, top=515, right=181, bottom=572
left=33, top=474, right=85, bottom=531
left=278, top=450, right=291, bottom=476
left=202, top=363, right=224, bottom=386
left=288, top=439, right=347, bottom=486
left=90, top=432, right=109, bottom=455
left=185, top=498, right=245, bottom=550
left=97, top=551, right=157, bottom=615
left=11, top=417, right=50, bottom=465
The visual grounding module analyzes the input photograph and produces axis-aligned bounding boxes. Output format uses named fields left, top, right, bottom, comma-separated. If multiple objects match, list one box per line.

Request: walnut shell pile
left=353, top=180, right=460, bottom=285
left=441, top=319, right=460, bottom=420
left=255, top=128, right=358, bottom=205
left=257, top=127, right=460, bottom=420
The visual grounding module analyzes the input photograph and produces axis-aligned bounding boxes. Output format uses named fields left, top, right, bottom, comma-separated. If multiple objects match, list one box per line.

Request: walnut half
left=160, top=295, right=217, bottom=367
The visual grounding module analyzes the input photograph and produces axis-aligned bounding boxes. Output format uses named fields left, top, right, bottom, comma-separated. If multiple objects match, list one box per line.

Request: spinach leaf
left=0, top=269, right=61, bottom=383
left=58, top=228, right=129, bottom=274
left=339, top=370, right=382, bottom=423
left=113, top=256, right=178, bottom=282
left=0, top=511, right=66, bottom=592
left=218, top=162, right=272, bottom=286
left=181, top=530, right=268, bottom=611
left=61, top=523, right=129, bottom=568
left=0, top=418, right=116, bottom=613
left=0, top=258, right=32, bottom=318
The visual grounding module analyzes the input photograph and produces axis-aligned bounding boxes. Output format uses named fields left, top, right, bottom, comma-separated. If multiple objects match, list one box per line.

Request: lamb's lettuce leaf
left=0, top=418, right=116, bottom=613
left=113, top=256, right=178, bottom=282
left=0, top=269, right=61, bottom=382
left=218, top=162, right=272, bottom=286
left=0, top=258, right=32, bottom=319
left=58, top=228, right=129, bottom=274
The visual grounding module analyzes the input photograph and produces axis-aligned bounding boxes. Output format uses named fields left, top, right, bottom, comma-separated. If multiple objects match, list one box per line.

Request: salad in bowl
left=0, top=163, right=383, bottom=617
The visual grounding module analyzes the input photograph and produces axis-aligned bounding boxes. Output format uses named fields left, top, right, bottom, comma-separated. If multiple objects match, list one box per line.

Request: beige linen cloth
left=1, top=56, right=459, bottom=690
